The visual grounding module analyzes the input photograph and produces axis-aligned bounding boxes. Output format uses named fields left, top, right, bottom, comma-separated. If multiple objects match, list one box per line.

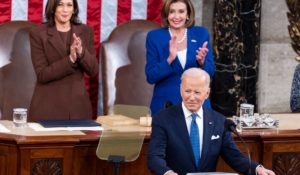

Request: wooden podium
left=1, top=113, right=300, bottom=175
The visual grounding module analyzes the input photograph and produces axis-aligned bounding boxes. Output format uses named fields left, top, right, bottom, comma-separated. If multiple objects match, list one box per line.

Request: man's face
left=180, top=76, right=210, bottom=112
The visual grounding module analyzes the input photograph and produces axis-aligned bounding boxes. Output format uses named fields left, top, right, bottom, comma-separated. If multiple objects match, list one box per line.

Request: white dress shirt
left=163, top=104, right=204, bottom=175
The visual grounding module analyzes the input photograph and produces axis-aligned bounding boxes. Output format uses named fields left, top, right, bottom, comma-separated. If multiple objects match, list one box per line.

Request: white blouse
left=177, top=48, right=187, bottom=69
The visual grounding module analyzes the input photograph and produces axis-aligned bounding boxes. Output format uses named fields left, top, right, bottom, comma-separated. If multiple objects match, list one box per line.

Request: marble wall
left=257, top=0, right=298, bottom=113
left=193, top=0, right=298, bottom=114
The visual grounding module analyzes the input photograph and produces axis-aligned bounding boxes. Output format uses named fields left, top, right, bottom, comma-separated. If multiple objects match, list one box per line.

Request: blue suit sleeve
left=145, top=31, right=174, bottom=84
left=147, top=116, right=171, bottom=175
left=221, top=130, right=258, bottom=174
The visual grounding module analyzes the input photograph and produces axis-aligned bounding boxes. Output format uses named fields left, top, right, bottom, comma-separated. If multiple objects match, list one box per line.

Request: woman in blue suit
left=145, top=0, right=215, bottom=116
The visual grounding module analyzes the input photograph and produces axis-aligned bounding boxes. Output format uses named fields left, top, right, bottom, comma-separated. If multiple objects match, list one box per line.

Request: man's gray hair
left=181, top=68, right=210, bottom=87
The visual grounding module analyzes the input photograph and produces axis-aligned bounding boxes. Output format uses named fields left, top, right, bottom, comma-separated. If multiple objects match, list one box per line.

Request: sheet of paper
left=0, top=123, right=11, bottom=133
left=29, top=123, right=103, bottom=131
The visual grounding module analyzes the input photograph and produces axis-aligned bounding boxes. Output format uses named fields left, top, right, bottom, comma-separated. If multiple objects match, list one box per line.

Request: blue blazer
left=147, top=104, right=258, bottom=175
left=145, top=26, right=215, bottom=116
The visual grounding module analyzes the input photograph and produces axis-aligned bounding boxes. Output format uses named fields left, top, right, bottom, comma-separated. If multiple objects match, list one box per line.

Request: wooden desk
left=1, top=114, right=300, bottom=175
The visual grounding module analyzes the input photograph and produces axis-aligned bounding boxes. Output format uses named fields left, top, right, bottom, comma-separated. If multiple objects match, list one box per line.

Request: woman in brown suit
left=29, top=0, right=98, bottom=121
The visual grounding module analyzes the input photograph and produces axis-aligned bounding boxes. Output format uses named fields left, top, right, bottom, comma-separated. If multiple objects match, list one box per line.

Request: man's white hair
left=181, top=68, right=210, bottom=87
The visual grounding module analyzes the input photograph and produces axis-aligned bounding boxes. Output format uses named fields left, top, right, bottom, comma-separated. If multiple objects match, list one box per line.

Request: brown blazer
left=29, top=24, right=98, bottom=121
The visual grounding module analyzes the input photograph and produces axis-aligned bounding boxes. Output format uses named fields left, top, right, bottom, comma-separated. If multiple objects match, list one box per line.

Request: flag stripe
left=0, top=0, right=11, bottom=23
left=11, top=0, right=28, bottom=21
left=28, top=0, right=43, bottom=23
left=78, top=0, right=87, bottom=24
left=0, top=0, right=162, bottom=116
left=131, top=0, right=147, bottom=19
left=117, top=0, right=131, bottom=25
left=147, top=0, right=162, bottom=24
left=42, top=0, right=47, bottom=22
left=100, top=0, right=118, bottom=42
left=87, top=0, right=101, bottom=117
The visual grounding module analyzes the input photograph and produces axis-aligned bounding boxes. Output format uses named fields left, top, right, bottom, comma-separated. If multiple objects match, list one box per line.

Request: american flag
left=0, top=0, right=162, bottom=116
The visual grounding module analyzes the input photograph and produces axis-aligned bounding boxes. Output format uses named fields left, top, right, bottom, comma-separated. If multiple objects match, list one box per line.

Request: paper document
left=0, top=123, right=10, bottom=133
left=29, top=123, right=103, bottom=131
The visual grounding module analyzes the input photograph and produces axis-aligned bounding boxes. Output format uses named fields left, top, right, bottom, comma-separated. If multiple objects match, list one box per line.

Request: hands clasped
left=69, top=33, right=83, bottom=63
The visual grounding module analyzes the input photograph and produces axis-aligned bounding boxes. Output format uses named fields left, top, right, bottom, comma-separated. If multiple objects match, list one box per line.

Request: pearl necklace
left=168, top=28, right=187, bottom=44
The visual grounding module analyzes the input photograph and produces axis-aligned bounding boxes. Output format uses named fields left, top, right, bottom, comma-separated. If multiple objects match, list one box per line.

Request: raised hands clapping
left=196, top=41, right=208, bottom=66
left=69, top=33, right=83, bottom=63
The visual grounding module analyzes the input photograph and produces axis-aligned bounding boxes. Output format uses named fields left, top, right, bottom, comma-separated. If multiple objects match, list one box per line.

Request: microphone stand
left=226, top=119, right=252, bottom=175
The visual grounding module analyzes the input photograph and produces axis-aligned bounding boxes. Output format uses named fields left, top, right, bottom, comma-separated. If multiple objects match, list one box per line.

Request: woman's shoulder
left=188, top=26, right=209, bottom=35
left=31, top=23, right=48, bottom=31
left=73, top=23, right=93, bottom=32
left=147, top=27, right=167, bottom=37
left=29, top=24, right=49, bottom=36
left=77, top=23, right=93, bottom=29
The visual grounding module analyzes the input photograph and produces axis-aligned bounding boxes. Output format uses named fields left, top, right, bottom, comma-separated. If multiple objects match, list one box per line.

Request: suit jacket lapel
left=199, top=108, right=215, bottom=170
left=47, top=24, right=84, bottom=58
left=174, top=105, right=199, bottom=170
left=185, top=27, right=198, bottom=70
left=47, top=26, right=67, bottom=57
left=163, top=28, right=184, bottom=72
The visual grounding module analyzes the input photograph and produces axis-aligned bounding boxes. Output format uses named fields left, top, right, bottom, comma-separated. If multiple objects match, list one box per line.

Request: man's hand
left=164, top=170, right=178, bottom=175
left=256, top=165, right=276, bottom=175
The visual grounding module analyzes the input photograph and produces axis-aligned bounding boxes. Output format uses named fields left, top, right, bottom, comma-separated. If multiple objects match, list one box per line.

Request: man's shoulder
left=153, top=105, right=182, bottom=121
left=203, top=107, right=226, bottom=122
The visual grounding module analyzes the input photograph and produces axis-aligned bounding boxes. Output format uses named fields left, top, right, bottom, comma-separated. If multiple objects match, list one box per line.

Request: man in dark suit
left=147, top=68, right=275, bottom=175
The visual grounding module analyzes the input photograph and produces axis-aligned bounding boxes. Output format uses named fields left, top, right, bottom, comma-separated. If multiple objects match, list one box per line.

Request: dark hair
left=161, top=0, right=195, bottom=28
left=45, top=0, right=80, bottom=26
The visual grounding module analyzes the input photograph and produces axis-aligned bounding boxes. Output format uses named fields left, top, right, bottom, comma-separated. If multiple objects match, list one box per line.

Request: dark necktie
left=190, top=113, right=200, bottom=167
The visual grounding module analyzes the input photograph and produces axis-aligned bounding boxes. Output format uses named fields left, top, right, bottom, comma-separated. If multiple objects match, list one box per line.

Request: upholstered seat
left=0, top=21, right=36, bottom=120
left=100, top=20, right=159, bottom=115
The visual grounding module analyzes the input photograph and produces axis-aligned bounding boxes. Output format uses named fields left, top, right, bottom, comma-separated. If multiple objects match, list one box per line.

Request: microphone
left=224, top=119, right=252, bottom=175
left=224, top=119, right=239, bottom=135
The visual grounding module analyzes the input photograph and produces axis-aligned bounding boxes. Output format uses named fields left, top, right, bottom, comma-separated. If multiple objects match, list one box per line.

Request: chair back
left=100, top=20, right=159, bottom=115
left=0, top=21, right=36, bottom=120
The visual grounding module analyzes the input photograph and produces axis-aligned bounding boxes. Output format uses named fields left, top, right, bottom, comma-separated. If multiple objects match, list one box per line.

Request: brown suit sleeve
left=77, top=26, right=99, bottom=76
left=29, top=29, right=75, bottom=84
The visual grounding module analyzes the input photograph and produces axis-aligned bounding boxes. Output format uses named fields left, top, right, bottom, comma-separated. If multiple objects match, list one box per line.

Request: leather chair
left=100, top=20, right=159, bottom=115
left=0, top=21, right=36, bottom=120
